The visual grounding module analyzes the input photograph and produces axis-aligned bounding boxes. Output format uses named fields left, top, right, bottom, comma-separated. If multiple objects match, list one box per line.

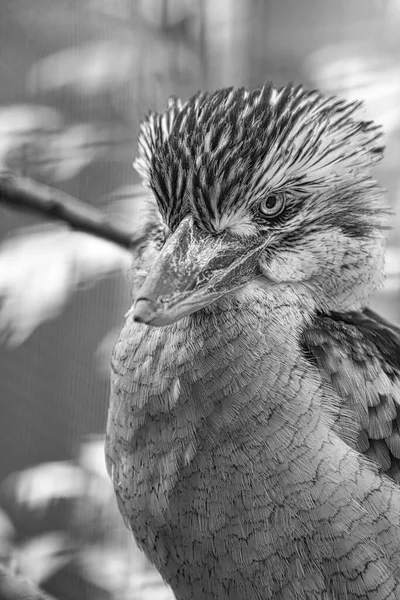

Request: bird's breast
left=105, top=297, right=324, bottom=576
left=106, top=304, right=280, bottom=516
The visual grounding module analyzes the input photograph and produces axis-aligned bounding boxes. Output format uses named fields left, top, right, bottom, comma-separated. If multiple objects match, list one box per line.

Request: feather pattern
left=302, top=308, right=400, bottom=477
left=134, top=83, right=384, bottom=234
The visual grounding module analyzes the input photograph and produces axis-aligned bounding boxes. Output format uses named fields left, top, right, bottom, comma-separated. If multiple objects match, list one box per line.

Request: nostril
left=134, top=298, right=157, bottom=323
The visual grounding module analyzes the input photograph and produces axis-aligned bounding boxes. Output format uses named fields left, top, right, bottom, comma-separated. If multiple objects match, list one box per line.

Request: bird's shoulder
left=301, top=307, right=400, bottom=480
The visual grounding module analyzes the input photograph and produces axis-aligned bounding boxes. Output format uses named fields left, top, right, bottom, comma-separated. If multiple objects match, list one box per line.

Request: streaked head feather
left=133, top=83, right=384, bottom=233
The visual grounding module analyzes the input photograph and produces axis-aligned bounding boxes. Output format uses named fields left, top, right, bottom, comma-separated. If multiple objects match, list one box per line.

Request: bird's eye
left=259, top=195, right=285, bottom=218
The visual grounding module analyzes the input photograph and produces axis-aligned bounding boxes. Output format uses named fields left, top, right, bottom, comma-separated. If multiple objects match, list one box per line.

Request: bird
left=105, top=82, right=400, bottom=599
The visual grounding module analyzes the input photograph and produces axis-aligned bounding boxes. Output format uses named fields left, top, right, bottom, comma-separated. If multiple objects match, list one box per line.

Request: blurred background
left=0, top=0, right=399, bottom=598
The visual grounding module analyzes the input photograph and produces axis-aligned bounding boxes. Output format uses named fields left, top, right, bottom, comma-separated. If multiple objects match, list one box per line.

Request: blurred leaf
left=79, top=546, right=131, bottom=593
left=16, top=533, right=73, bottom=584
left=0, top=104, right=61, bottom=170
left=0, top=105, right=60, bottom=137
left=44, top=124, right=99, bottom=182
left=0, top=228, right=78, bottom=346
left=0, top=226, right=129, bottom=346
left=3, top=463, right=87, bottom=512
left=0, top=105, right=101, bottom=181
left=1, top=461, right=88, bottom=539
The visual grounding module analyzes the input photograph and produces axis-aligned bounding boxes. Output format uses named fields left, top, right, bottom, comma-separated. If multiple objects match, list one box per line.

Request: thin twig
left=0, top=171, right=146, bottom=250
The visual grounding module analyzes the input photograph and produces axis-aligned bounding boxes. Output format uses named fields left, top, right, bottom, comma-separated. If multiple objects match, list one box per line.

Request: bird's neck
left=128, top=280, right=316, bottom=424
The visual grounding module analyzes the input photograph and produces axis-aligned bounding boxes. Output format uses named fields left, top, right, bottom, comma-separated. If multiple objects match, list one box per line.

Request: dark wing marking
left=301, top=308, right=400, bottom=481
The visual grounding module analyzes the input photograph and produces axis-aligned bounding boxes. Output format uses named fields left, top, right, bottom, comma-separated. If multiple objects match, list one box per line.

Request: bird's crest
left=134, top=83, right=384, bottom=231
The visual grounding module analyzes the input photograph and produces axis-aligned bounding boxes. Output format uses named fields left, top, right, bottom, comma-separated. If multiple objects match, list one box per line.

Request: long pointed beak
left=133, top=216, right=266, bottom=326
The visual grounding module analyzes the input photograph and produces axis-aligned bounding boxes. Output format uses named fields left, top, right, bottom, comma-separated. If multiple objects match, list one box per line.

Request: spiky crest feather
left=134, top=83, right=384, bottom=232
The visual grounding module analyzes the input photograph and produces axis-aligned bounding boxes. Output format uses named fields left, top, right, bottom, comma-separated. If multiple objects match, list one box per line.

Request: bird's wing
left=301, top=308, right=400, bottom=481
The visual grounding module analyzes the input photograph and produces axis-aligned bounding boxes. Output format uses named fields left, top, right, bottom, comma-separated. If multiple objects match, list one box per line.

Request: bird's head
left=132, top=83, right=389, bottom=326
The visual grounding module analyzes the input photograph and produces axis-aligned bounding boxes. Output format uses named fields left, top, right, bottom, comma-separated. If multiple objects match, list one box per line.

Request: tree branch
left=0, top=564, right=56, bottom=600
left=0, top=171, right=146, bottom=250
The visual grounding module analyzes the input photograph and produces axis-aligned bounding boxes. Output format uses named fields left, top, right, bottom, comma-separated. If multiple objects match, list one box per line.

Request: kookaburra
left=106, top=83, right=400, bottom=599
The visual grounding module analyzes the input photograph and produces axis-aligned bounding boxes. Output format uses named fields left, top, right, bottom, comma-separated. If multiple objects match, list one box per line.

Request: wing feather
left=302, top=308, right=400, bottom=481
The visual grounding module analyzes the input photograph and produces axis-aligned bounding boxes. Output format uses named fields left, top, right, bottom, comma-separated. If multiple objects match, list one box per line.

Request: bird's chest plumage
left=106, top=303, right=330, bottom=598
left=106, top=306, right=281, bottom=524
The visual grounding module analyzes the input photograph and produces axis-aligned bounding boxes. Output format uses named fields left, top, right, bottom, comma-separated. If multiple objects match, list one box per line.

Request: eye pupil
left=265, top=197, right=277, bottom=209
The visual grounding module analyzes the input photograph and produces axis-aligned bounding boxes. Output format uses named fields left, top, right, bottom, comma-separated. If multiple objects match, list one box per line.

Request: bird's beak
left=133, top=215, right=265, bottom=326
